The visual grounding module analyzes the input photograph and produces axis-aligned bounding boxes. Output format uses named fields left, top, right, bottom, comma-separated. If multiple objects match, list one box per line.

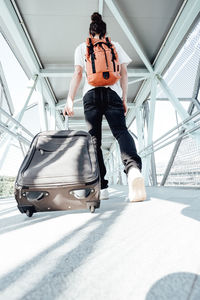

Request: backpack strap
left=106, top=37, right=116, bottom=72
left=87, top=38, right=96, bottom=74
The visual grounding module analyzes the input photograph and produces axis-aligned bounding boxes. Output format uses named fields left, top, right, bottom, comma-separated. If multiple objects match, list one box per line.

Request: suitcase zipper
left=40, top=133, right=89, bottom=139
left=23, top=176, right=99, bottom=189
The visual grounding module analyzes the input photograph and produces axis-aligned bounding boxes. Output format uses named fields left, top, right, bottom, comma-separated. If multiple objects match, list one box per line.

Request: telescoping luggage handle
left=60, top=110, right=69, bottom=130
left=65, top=114, right=69, bottom=130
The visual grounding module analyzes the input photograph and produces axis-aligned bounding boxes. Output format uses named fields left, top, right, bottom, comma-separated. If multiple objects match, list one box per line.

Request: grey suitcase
left=14, top=130, right=100, bottom=217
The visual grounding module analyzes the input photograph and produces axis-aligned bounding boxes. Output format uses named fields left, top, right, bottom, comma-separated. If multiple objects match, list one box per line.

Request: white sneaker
left=100, top=188, right=109, bottom=200
left=128, top=167, right=146, bottom=202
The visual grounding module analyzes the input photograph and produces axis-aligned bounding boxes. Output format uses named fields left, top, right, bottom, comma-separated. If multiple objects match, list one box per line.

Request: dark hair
left=89, top=12, right=106, bottom=39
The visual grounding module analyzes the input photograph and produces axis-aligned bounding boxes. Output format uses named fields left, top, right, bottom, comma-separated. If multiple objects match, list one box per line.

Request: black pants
left=83, top=87, right=142, bottom=189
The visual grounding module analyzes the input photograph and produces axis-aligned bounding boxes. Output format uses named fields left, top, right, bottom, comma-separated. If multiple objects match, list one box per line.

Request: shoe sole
left=129, top=177, right=146, bottom=202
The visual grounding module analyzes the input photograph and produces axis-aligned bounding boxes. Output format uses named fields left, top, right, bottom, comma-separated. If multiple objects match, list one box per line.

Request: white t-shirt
left=74, top=41, right=132, bottom=97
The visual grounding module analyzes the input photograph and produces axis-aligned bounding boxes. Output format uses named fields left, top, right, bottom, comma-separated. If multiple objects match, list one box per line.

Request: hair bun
left=91, top=12, right=102, bottom=23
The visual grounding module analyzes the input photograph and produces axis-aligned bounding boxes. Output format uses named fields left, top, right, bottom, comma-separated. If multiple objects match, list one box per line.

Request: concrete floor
left=0, top=185, right=200, bottom=300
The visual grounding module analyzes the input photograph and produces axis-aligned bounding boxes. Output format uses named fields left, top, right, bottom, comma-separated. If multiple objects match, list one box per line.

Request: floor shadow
left=146, top=272, right=200, bottom=300
left=0, top=206, right=17, bottom=217
left=147, top=186, right=200, bottom=222
left=0, top=203, right=102, bottom=236
left=0, top=200, right=16, bottom=205
left=0, top=199, right=127, bottom=299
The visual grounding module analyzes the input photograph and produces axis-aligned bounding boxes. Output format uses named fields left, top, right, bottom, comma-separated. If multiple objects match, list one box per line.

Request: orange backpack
left=85, top=37, right=121, bottom=86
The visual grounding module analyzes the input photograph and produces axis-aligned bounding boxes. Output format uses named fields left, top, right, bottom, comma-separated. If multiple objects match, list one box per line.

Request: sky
left=0, top=20, right=199, bottom=177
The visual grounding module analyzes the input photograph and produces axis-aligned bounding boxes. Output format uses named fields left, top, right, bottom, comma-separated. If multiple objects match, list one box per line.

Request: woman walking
left=63, top=12, right=146, bottom=202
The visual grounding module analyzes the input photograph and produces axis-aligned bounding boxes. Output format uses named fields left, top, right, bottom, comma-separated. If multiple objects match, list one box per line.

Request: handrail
left=139, top=111, right=200, bottom=157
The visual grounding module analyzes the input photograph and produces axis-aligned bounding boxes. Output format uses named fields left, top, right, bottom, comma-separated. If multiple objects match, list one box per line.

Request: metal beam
left=0, top=76, right=38, bottom=146
left=99, top=0, right=104, bottom=15
left=125, top=0, right=200, bottom=123
left=18, top=139, right=26, bottom=157
left=0, top=62, right=14, bottom=115
left=25, top=102, right=38, bottom=111
left=192, top=52, right=200, bottom=110
left=47, top=105, right=56, bottom=130
left=139, top=110, right=200, bottom=154
left=135, top=104, right=147, bottom=180
left=144, top=78, right=157, bottom=186
left=37, top=80, right=48, bottom=131
left=160, top=101, right=195, bottom=186
left=56, top=98, right=136, bottom=110
left=126, top=78, right=151, bottom=127
left=56, top=98, right=82, bottom=109
left=0, top=76, right=36, bottom=171
left=128, top=77, right=146, bottom=85
left=39, top=67, right=149, bottom=78
left=154, top=0, right=200, bottom=73
left=0, top=0, right=40, bottom=74
left=0, top=75, right=38, bottom=169
left=104, top=0, right=153, bottom=73
left=0, top=107, right=34, bottom=138
left=16, top=76, right=39, bottom=123
left=161, top=59, right=200, bottom=186
left=69, top=120, right=108, bottom=125
left=0, top=122, right=31, bottom=146
left=153, top=97, right=198, bottom=102
left=158, top=76, right=197, bottom=131
left=0, top=0, right=62, bottom=125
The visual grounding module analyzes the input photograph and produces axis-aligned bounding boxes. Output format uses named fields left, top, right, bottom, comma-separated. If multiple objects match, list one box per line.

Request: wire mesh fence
left=155, top=18, right=200, bottom=187
left=164, top=107, right=200, bottom=187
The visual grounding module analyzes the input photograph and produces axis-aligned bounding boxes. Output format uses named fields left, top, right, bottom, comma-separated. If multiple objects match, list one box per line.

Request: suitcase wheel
left=90, top=205, right=95, bottom=213
left=26, top=209, right=34, bottom=217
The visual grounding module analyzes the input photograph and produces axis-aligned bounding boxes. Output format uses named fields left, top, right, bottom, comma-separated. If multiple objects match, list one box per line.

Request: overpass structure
left=0, top=1, right=200, bottom=299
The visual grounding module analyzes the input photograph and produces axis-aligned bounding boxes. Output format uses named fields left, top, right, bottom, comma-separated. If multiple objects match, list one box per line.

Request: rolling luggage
left=14, top=130, right=100, bottom=217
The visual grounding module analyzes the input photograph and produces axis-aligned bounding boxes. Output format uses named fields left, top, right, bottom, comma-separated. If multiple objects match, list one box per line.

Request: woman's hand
left=63, top=97, right=74, bottom=117
left=122, top=99, right=128, bottom=116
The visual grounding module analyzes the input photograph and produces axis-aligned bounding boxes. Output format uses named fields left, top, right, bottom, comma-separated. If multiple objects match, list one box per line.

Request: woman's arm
left=120, top=63, right=128, bottom=116
left=63, top=65, right=83, bottom=116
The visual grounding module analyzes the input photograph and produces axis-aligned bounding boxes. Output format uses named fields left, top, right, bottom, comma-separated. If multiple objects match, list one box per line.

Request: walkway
left=0, top=185, right=200, bottom=300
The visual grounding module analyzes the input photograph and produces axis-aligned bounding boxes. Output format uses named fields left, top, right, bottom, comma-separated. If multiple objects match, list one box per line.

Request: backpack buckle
left=103, top=72, right=110, bottom=80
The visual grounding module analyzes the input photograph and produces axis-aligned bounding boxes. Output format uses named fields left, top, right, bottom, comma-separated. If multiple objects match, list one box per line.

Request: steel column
left=161, top=63, right=200, bottom=186
left=116, top=143, right=122, bottom=185
left=0, top=62, right=14, bottom=115
left=14, top=76, right=38, bottom=124
left=136, top=106, right=145, bottom=153
left=99, top=0, right=104, bottom=15
left=46, top=103, right=56, bottom=130
left=37, top=80, right=48, bottom=131
left=0, top=122, right=30, bottom=146
left=136, top=105, right=146, bottom=180
left=143, top=100, right=158, bottom=185
left=0, top=107, right=34, bottom=138
left=18, top=138, right=27, bottom=157
left=144, top=77, right=157, bottom=186
left=110, top=152, right=115, bottom=185
left=0, top=75, right=38, bottom=149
